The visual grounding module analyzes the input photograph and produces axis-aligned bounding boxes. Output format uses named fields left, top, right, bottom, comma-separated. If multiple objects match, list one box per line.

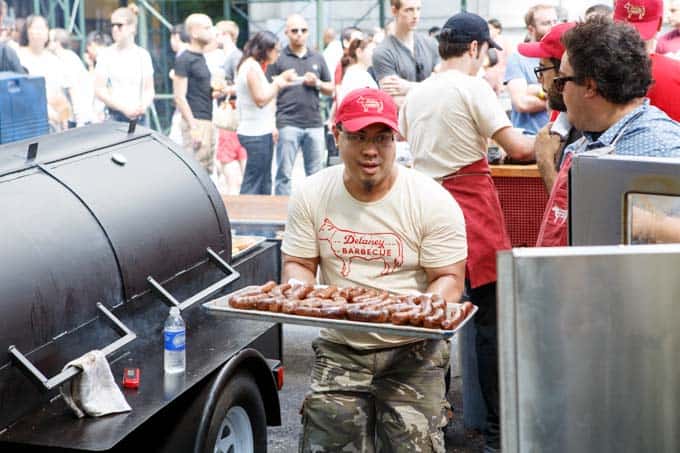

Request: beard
left=547, top=84, right=567, bottom=112
left=362, top=179, right=375, bottom=193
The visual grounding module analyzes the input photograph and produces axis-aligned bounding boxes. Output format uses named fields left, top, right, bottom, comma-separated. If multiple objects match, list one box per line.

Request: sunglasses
left=533, top=65, right=557, bottom=81
left=290, top=28, right=308, bottom=34
left=111, top=22, right=126, bottom=28
left=553, top=75, right=579, bottom=93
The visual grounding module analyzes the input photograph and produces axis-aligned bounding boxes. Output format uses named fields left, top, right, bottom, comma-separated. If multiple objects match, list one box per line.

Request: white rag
left=59, top=350, right=132, bottom=418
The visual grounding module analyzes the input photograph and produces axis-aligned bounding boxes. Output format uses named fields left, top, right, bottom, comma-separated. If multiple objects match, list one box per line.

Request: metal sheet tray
left=203, top=286, right=477, bottom=340
left=231, top=235, right=267, bottom=259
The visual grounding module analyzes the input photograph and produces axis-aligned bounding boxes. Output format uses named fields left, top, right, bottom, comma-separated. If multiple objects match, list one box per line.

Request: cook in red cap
left=613, top=0, right=663, bottom=40
left=334, top=87, right=399, bottom=133
left=518, top=22, right=576, bottom=60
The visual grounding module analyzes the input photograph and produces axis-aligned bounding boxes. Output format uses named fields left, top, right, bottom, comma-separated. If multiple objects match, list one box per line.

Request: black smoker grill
left=0, top=122, right=282, bottom=452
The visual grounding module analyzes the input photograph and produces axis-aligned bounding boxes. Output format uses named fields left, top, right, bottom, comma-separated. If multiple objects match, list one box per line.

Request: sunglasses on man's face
left=111, top=22, right=126, bottom=29
left=290, top=28, right=308, bottom=34
left=553, top=75, right=579, bottom=93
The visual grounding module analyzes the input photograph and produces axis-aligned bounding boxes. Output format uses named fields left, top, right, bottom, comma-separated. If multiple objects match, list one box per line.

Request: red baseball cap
left=334, top=88, right=399, bottom=133
left=614, top=0, right=663, bottom=40
left=518, top=22, right=576, bottom=60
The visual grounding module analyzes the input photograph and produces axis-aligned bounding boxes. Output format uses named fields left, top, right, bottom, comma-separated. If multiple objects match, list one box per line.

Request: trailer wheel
left=203, top=370, right=267, bottom=453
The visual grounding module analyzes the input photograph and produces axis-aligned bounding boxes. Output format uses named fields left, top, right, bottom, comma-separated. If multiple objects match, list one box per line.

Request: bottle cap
left=170, top=307, right=180, bottom=316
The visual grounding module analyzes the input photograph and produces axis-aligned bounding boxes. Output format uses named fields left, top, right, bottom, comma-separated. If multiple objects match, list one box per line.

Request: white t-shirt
left=17, top=48, right=67, bottom=98
left=337, top=65, right=378, bottom=106
left=399, top=69, right=511, bottom=178
left=235, top=58, right=275, bottom=136
left=58, top=49, right=94, bottom=125
left=282, top=165, right=467, bottom=350
left=95, top=44, right=153, bottom=110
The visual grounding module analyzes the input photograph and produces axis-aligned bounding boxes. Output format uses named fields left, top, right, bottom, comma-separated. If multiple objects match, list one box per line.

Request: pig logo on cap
left=624, top=2, right=646, bottom=20
left=356, top=96, right=384, bottom=113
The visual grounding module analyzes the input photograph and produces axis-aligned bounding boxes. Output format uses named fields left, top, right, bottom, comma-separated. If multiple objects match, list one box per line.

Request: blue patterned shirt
left=565, top=100, right=680, bottom=158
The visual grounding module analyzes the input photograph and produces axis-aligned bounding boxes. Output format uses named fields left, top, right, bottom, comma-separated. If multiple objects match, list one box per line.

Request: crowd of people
left=2, top=0, right=680, bottom=452
left=2, top=1, right=680, bottom=198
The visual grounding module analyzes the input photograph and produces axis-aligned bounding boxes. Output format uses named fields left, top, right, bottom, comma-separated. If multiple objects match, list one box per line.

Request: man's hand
left=534, top=123, right=562, bottom=193
left=379, top=75, right=412, bottom=97
left=534, top=123, right=561, bottom=167
left=303, top=71, right=318, bottom=87
left=190, top=122, right=202, bottom=150
left=273, top=127, right=279, bottom=144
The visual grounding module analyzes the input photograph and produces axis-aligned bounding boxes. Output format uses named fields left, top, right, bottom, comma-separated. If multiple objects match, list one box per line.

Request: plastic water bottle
left=164, top=307, right=186, bottom=373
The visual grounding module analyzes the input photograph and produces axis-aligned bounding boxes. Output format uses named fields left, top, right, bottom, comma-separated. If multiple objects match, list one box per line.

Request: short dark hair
left=487, top=18, right=502, bottom=32
left=390, top=0, right=402, bottom=8
left=562, top=18, right=652, bottom=105
left=437, top=28, right=482, bottom=60
left=585, top=4, right=613, bottom=17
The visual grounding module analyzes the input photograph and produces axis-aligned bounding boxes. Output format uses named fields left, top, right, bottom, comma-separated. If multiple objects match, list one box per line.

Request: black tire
left=203, top=370, right=268, bottom=453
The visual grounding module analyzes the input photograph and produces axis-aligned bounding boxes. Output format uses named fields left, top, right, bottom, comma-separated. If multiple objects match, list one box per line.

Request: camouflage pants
left=300, top=338, right=451, bottom=453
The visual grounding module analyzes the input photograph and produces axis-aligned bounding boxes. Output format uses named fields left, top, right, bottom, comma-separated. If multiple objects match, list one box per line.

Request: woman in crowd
left=94, top=5, right=154, bottom=124
left=17, top=15, right=70, bottom=131
left=337, top=36, right=377, bottom=106
left=235, top=31, right=295, bottom=195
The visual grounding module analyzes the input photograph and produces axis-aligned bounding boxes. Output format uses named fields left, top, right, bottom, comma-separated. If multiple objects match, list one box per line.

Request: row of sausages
left=228, top=281, right=476, bottom=331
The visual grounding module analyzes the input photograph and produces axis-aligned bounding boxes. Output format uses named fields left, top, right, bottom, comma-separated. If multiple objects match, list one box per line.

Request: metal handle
left=147, top=247, right=240, bottom=311
left=8, top=303, right=137, bottom=391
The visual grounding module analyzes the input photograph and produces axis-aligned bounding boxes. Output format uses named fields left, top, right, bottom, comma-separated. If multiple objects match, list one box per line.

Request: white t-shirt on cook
left=399, top=69, right=512, bottom=179
left=282, top=164, right=467, bottom=350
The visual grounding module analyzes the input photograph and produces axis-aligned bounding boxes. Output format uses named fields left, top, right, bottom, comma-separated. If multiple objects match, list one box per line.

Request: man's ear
left=469, top=40, right=479, bottom=57
left=583, top=78, right=599, bottom=98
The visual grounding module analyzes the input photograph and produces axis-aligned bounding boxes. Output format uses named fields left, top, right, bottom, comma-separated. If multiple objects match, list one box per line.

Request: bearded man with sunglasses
left=282, top=88, right=467, bottom=452
left=536, top=18, right=680, bottom=247
left=518, top=22, right=583, bottom=193
left=266, top=14, right=333, bottom=196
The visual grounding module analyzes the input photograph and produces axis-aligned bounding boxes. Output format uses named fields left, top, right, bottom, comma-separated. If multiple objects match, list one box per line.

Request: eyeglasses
left=533, top=65, right=557, bottom=81
left=111, top=22, right=126, bottom=29
left=553, top=75, right=579, bottom=93
left=290, top=28, right=308, bottom=34
left=341, top=130, right=395, bottom=149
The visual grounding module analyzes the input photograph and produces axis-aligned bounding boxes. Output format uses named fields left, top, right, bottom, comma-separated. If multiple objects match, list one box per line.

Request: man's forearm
left=426, top=275, right=464, bottom=303
left=282, top=261, right=317, bottom=284
left=174, top=96, right=195, bottom=125
left=537, top=156, right=558, bottom=193
left=319, top=81, right=334, bottom=96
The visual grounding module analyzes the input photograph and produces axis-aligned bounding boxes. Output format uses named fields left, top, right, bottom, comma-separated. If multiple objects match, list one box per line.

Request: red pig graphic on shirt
left=318, top=218, right=404, bottom=277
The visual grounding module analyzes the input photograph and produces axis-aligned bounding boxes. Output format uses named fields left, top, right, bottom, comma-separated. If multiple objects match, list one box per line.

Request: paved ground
left=268, top=325, right=485, bottom=452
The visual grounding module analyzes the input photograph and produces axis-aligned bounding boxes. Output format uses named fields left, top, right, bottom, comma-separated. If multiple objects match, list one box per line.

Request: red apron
left=536, top=152, right=572, bottom=247
left=442, top=158, right=511, bottom=289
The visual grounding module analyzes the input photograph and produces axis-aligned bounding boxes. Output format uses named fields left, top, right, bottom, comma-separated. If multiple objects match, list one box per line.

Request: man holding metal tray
left=281, top=87, right=468, bottom=452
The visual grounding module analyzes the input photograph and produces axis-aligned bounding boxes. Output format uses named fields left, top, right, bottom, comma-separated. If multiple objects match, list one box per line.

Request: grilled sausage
left=260, top=281, right=277, bottom=293
left=347, top=307, right=390, bottom=323
left=270, top=283, right=292, bottom=296
left=423, top=308, right=446, bottom=329
left=230, top=294, right=267, bottom=309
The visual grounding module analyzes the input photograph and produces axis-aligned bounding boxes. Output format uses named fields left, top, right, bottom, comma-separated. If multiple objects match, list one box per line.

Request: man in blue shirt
left=504, top=4, right=557, bottom=135
left=537, top=18, right=680, bottom=247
